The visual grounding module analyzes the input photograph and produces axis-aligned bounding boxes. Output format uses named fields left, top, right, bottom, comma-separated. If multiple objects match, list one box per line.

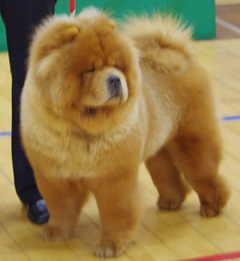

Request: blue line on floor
left=221, top=115, right=240, bottom=121
left=0, top=131, right=12, bottom=137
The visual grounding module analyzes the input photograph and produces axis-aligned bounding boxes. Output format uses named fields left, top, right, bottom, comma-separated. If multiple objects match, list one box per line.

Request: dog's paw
left=94, top=239, right=132, bottom=258
left=157, top=195, right=183, bottom=210
left=42, top=224, right=72, bottom=241
left=200, top=203, right=220, bottom=217
left=199, top=180, right=230, bottom=217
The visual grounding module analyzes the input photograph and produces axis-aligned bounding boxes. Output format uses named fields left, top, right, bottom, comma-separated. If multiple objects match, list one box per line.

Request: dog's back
left=122, top=15, right=206, bottom=159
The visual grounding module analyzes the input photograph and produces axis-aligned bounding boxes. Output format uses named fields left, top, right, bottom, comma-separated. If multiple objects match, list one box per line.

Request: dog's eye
left=84, top=107, right=96, bottom=115
left=86, top=67, right=95, bottom=74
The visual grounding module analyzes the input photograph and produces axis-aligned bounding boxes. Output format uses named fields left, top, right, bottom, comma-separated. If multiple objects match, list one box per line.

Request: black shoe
left=26, top=199, right=50, bottom=225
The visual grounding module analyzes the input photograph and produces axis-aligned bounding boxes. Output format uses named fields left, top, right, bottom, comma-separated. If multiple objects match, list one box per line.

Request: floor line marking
left=0, top=131, right=12, bottom=137
left=216, top=17, right=240, bottom=35
left=175, top=250, right=240, bottom=261
left=221, top=115, right=240, bottom=121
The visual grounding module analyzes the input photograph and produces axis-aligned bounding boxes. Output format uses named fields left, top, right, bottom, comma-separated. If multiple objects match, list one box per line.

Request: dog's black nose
left=107, top=75, right=122, bottom=98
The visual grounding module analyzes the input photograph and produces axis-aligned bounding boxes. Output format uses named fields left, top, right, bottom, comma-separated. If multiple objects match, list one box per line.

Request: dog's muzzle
left=107, top=75, right=123, bottom=99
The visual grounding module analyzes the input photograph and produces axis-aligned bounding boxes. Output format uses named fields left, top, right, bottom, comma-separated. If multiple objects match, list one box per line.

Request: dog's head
left=28, top=7, right=141, bottom=134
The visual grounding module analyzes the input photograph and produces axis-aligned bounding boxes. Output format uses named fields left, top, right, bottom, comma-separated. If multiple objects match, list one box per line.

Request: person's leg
left=0, top=0, right=57, bottom=223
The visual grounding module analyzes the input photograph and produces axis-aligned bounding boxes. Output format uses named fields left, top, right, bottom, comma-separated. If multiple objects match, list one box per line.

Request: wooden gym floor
left=0, top=1, right=240, bottom=261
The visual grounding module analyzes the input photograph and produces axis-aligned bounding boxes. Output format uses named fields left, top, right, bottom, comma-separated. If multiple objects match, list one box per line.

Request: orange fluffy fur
left=20, top=7, right=230, bottom=258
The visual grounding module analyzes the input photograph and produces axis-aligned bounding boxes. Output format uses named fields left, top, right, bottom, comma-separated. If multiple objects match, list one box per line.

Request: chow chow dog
left=20, top=7, right=230, bottom=258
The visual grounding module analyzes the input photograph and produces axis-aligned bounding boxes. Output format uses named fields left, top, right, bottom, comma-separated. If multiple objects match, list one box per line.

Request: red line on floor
left=175, top=251, right=240, bottom=261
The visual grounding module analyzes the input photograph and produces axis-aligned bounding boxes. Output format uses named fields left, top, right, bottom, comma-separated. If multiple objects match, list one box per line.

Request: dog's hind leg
left=168, top=130, right=230, bottom=217
left=146, top=148, right=190, bottom=211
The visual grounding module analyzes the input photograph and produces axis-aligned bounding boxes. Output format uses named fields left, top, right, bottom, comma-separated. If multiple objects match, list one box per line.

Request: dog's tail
left=121, top=13, right=193, bottom=58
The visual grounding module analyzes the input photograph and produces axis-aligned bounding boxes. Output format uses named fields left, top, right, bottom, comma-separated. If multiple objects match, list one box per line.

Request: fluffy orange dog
left=20, top=7, right=230, bottom=257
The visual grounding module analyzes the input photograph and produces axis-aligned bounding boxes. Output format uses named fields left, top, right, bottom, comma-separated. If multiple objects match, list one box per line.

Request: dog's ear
left=30, top=23, right=79, bottom=77
left=106, top=19, right=116, bottom=29
left=32, top=23, right=80, bottom=62
left=56, top=25, right=80, bottom=45
left=30, top=25, right=79, bottom=79
left=97, top=16, right=116, bottom=30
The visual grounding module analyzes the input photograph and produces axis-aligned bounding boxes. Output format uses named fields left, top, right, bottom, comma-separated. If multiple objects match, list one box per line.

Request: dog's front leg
left=89, top=168, right=141, bottom=258
left=34, top=168, right=89, bottom=241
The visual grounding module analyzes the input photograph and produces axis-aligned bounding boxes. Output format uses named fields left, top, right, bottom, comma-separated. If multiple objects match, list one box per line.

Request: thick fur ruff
left=20, top=7, right=230, bottom=258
